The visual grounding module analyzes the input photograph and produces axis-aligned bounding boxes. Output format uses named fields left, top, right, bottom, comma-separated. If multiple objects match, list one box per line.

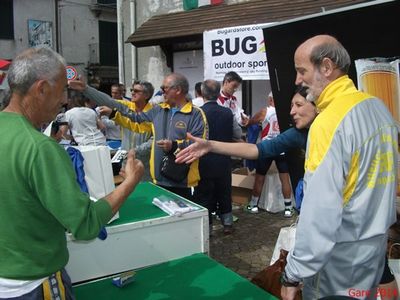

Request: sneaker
left=284, top=208, right=294, bottom=218
left=245, top=205, right=259, bottom=214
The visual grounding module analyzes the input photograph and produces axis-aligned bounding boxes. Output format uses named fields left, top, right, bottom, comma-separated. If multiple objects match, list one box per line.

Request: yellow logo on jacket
left=367, top=149, right=395, bottom=188
left=175, top=121, right=187, bottom=129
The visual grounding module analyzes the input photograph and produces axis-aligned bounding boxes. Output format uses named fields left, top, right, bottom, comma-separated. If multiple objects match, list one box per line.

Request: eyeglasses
left=130, top=88, right=143, bottom=94
left=160, top=85, right=175, bottom=93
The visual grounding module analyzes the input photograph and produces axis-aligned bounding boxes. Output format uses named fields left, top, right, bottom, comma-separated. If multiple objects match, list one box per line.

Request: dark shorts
left=256, top=154, right=289, bottom=175
left=1, top=269, right=75, bottom=300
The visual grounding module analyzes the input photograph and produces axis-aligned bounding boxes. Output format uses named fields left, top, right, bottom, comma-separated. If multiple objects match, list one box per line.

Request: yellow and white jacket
left=115, top=100, right=153, bottom=182
left=286, top=76, right=398, bottom=299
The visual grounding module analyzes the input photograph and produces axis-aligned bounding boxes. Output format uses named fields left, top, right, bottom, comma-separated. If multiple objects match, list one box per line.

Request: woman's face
left=290, top=93, right=318, bottom=129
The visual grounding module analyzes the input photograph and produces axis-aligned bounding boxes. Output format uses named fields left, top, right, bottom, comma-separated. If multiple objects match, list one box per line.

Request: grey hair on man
left=8, top=47, right=66, bottom=96
left=309, top=39, right=351, bottom=74
left=169, top=73, right=189, bottom=95
left=133, top=80, right=154, bottom=102
left=201, top=79, right=221, bottom=101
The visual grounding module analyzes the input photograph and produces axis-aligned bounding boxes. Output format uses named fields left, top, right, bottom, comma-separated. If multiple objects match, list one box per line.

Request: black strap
left=162, top=108, right=169, bottom=139
left=162, top=109, right=178, bottom=154
left=109, top=108, right=117, bottom=120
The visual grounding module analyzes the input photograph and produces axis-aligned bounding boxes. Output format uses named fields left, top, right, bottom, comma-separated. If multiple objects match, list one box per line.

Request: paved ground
left=208, top=205, right=296, bottom=280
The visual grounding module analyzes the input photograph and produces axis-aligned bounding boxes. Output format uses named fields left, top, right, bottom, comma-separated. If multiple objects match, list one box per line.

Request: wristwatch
left=280, top=270, right=300, bottom=287
left=109, top=108, right=118, bottom=119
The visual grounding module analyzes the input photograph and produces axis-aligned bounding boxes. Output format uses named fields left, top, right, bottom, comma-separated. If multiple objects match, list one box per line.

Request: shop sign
left=203, top=23, right=273, bottom=81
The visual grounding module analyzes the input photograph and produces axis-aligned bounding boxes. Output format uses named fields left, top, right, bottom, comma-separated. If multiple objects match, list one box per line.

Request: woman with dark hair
left=60, top=91, right=106, bottom=146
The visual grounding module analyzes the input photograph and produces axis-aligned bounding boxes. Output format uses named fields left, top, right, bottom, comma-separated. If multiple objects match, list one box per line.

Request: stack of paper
left=152, top=195, right=199, bottom=216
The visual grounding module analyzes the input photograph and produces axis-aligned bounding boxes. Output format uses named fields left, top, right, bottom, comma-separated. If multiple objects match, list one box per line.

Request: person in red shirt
left=217, top=71, right=249, bottom=126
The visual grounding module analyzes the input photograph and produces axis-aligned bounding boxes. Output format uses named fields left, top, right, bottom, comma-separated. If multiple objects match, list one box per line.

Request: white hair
left=8, top=47, right=66, bottom=96
left=268, top=91, right=273, bottom=98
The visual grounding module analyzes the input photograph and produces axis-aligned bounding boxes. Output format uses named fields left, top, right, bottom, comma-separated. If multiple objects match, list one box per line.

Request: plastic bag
left=73, top=145, right=118, bottom=223
left=74, top=145, right=115, bottom=199
left=270, top=224, right=297, bottom=265
left=258, top=171, right=285, bottom=213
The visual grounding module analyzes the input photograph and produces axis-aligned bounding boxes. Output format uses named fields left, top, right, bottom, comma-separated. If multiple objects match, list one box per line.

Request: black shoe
left=223, top=225, right=234, bottom=235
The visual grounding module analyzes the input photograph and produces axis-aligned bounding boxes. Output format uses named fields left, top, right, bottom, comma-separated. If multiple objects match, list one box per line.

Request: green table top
left=109, top=182, right=201, bottom=226
left=73, top=253, right=277, bottom=300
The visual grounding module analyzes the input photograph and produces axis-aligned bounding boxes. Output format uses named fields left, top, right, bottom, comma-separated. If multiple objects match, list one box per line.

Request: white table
left=66, top=182, right=209, bottom=283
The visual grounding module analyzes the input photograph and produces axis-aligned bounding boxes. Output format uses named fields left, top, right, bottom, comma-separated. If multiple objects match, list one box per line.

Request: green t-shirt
left=0, top=112, right=112, bottom=280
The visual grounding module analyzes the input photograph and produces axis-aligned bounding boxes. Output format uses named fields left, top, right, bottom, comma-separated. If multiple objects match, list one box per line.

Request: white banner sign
left=203, top=23, right=273, bottom=81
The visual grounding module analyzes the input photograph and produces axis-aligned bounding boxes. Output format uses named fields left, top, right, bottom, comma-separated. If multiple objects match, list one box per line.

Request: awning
left=127, top=0, right=371, bottom=47
left=0, top=59, right=11, bottom=70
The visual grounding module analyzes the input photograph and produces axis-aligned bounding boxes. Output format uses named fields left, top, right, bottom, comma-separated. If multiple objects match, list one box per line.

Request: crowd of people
left=0, top=33, right=398, bottom=300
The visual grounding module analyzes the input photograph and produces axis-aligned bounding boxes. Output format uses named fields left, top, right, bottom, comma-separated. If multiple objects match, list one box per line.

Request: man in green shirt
left=0, top=47, right=144, bottom=299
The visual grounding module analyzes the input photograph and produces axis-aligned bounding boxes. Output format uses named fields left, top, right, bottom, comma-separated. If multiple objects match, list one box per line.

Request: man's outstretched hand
left=175, top=133, right=210, bottom=164
left=68, top=78, right=86, bottom=92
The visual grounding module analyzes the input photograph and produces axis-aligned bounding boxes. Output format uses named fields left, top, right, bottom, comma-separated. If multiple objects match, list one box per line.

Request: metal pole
left=117, top=0, right=125, bottom=84
left=130, top=0, right=137, bottom=81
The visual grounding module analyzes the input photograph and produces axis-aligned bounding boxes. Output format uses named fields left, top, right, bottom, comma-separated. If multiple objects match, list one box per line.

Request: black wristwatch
left=109, top=108, right=117, bottom=119
left=280, top=270, right=300, bottom=287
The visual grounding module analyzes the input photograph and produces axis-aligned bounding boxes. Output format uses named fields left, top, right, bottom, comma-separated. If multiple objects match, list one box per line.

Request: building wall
left=59, top=0, right=96, bottom=74
left=58, top=0, right=117, bottom=76
left=120, top=0, right=249, bottom=95
left=1, top=0, right=253, bottom=97
left=135, top=0, right=183, bottom=89
left=0, top=0, right=117, bottom=79
left=0, top=0, right=56, bottom=60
